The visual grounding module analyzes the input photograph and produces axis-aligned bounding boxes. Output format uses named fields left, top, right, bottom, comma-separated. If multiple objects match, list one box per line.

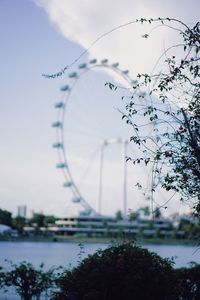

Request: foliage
left=29, top=214, right=58, bottom=228
left=42, top=18, right=197, bottom=79
left=52, top=242, right=177, bottom=300
left=0, top=208, right=12, bottom=227
left=30, top=213, right=45, bottom=228
left=128, top=210, right=139, bottom=221
left=0, top=267, right=6, bottom=290
left=117, top=19, right=200, bottom=215
left=44, top=215, right=58, bottom=225
left=2, top=261, right=56, bottom=300
left=175, top=263, right=200, bottom=299
left=115, top=210, right=123, bottom=220
left=1, top=244, right=200, bottom=299
left=154, top=207, right=162, bottom=219
left=13, top=216, right=26, bottom=233
left=178, top=217, right=200, bottom=239
left=138, top=206, right=151, bottom=217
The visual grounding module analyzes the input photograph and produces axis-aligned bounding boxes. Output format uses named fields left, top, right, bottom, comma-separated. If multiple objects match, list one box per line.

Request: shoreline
left=0, top=236, right=198, bottom=246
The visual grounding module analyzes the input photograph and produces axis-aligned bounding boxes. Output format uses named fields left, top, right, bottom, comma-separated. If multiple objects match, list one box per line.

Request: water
left=0, top=241, right=200, bottom=299
left=0, top=241, right=199, bottom=269
left=146, top=244, right=200, bottom=267
left=0, top=242, right=108, bottom=300
left=0, top=241, right=108, bottom=270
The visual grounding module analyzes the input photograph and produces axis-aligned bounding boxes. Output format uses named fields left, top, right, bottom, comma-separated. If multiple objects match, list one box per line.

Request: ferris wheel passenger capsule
left=140, top=91, right=146, bottom=97
left=52, top=122, right=62, bottom=128
left=101, top=59, right=108, bottom=64
left=123, top=70, right=129, bottom=75
left=60, top=85, right=70, bottom=92
left=54, top=102, right=65, bottom=109
left=63, top=182, right=72, bottom=188
left=89, top=59, right=97, bottom=64
left=78, top=63, right=87, bottom=69
left=131, top=80, right=138, bottom=87
left=112, top=62, right=119, bottom=68
left=80, top=209, right=92, bottom=216
left=68, top=72, right=78, bottom=78
left=56, top=163, right=67, bottom=169
left=72, top=197, right=81, bottom=203
left=52, top=143, right=63, bottom=149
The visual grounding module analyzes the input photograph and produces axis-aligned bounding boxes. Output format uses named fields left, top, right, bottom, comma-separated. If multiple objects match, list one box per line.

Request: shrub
left=3, top=261, right=56, bottom=300
left=1, top=245, right=200, bottom=299
left=52, top=242, right=178, bottom=300
left=176, top=263, right=200, bottom=299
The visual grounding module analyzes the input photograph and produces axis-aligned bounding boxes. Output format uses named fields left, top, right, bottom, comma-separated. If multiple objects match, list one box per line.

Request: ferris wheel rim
left=53, top=59, right=138, bottom=216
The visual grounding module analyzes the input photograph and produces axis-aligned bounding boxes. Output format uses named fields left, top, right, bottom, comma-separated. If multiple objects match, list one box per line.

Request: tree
left=0, top=208, right=12, bottom=227
left=128, top=210, right=139, bottom=221
left=52, top=243, right=177, bottom=300
left=115, top=210, right=123, bottom=221
left=30, top=213, right=45, bottom=228
left=154, top=207, right=162, bottom=219
left=119, top=19, right=200, bottom=216
left=2, top=261, right=56, bottom=300
left=139, top=206, right=151, bottom=217
left=13, top=216, right=26, bottom=233
left=44, top=215, right=57, bottom=225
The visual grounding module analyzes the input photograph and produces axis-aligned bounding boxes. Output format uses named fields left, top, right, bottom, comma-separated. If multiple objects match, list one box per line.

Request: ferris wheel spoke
left=52, top=59, right=150, bottom=216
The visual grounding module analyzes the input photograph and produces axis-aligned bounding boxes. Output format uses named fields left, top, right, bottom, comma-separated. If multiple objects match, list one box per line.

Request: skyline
left=0, top=0, right=199, bottom=217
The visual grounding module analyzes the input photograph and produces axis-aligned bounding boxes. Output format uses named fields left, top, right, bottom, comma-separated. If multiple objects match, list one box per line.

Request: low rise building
left=47, top=215, right=174, bottom=238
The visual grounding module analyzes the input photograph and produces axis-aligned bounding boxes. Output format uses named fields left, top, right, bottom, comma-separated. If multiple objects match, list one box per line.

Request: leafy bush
left=176, top=263, right=200, bottom=299
left=0, top=267, right=6, bottom=290
left=1, top=244, right=200, bottom=299
left=52, top=242, right=178, bottom=300
left=2, top=261, right=56, bottom=300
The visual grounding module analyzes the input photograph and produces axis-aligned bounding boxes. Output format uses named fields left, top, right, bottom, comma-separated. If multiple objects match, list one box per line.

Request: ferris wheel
left=52, top=58, right=148, bottom=216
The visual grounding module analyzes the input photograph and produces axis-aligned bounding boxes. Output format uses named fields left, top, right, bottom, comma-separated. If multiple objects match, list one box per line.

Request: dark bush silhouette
left=52, top=242, right=178, bottom=300
left=1, top=244, right=200, bottom=299
left=2, top=261, right=56, bottom=300
left=176, top=263, right=200, bottom=300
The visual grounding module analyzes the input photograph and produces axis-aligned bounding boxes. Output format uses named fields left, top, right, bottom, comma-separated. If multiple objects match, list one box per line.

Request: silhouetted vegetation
left=1, top=243, right=200, bottom=299
left=176, top=263, right=200, bottom=299
left=52, top=242, right=177, bottom=300
left=119, top=19, right=200, bottom=216
left=0, top=209, right=12, bottom=227
left=1, top=261, right=57, bottom=300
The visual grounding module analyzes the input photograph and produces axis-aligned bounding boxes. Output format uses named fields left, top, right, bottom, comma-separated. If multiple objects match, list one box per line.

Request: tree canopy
left=120, top=19, right=200, bottom=216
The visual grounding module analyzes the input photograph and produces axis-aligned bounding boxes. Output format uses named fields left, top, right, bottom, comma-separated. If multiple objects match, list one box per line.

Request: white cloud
left=34, top=0, right=199, bottom=77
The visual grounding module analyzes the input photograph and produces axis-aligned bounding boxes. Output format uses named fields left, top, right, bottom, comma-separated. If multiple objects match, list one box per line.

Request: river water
left=0, top=241, right=200, bottom=269
left=0, top=241, right=200, bottom=299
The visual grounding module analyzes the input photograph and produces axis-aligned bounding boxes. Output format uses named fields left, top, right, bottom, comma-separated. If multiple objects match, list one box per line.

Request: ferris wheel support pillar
left=122, top=140, right=128, bottom=217
left=97, top=143, right=105, bottom=214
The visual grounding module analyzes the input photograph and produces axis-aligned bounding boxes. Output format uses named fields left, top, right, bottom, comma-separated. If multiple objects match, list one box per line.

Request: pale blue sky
left=0, top=0, right=199, bottom=217
left=0, top=0, right=85, bottom=216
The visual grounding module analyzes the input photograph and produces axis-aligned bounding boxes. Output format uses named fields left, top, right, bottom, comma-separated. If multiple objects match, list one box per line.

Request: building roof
left=0, top=224, right=11, bottom=233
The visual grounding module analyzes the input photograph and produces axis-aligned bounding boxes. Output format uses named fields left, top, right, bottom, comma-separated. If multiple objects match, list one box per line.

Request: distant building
left=47, top=215, right=174, bottom=238
left=17, top=205, right=27, bottom=218
left=29, top=209, right=35, bottom=219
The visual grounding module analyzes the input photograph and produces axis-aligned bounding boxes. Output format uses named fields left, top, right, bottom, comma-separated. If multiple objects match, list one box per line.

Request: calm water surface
left=0, top=241, right=200, bottom=268
left=0, top=241, right=107, bottom=269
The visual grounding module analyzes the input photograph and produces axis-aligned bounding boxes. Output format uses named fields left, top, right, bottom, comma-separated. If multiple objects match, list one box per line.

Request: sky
left=0, top=0, right=199, bottom=217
